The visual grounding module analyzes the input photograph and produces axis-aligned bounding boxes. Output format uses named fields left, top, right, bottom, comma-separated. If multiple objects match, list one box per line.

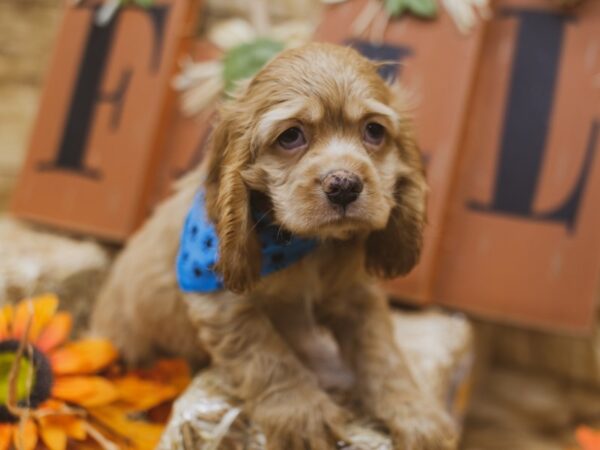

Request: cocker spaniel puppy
left=92, top=43, right=456, bottom=450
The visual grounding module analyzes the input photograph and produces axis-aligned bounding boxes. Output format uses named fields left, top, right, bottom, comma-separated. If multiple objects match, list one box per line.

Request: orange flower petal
left=62, top=416, right=87, bottom=440
left=36, top=313, right=73, bottom=352
left=38, top=399, right=66, bottom=411
left=89, top=405, right=164, bottom=450
left=112, top=375, right=178, bottom=411
left=40, top=422, right=67, bottom=450
left=12, top=420, right=37, bottom=450
left=138, top=359, right=191, bottom=394
left=13, top=294, right=59, bottom=342
left=37, top=407, right=87, bottom=441
left=0, top=425, right=12, bottom=450
left=577, top=426, right=600, bottom=450
left=53, top=376, right=119, bottom=407
left=147, top=402, right=173, bottom=423
left=0, top=306, right=12, bottom=340
left=50, top=339, right=118, bottom=375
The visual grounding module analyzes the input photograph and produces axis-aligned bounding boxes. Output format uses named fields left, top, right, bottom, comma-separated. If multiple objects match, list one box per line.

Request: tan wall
left=0, top=0, right=62, bottom=210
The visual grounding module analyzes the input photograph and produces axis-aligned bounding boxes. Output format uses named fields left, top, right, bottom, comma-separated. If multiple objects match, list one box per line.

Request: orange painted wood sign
left=434, top=0, right=600, bottom=332
left=146, top=40, right=220, bottom=210
left=315, top=0, right=486, bottom=303
left=11, top=0, right=200, bottom=240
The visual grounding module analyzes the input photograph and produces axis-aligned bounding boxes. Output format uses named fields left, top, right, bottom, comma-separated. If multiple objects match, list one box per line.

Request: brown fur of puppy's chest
left=250, top=240, right=366, bottom=310
left=245, top=244, right=362, bottom=390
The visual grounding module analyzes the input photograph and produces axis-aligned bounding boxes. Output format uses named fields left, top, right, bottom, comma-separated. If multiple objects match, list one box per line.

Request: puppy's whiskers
left=275, top=225, right=290, bottom=245
left=249, top=208, right=274, bottom=233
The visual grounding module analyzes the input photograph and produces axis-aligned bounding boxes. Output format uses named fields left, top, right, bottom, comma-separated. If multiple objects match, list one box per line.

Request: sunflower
left=0, top=294, right=190, bottom=450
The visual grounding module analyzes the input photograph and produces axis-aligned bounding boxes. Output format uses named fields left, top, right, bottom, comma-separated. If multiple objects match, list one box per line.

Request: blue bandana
left=176, top=192, right=318, bottom=293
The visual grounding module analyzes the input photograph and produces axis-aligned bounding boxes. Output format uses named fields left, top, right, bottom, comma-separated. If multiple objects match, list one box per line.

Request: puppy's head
left=204, top=43, right=427, bottom=293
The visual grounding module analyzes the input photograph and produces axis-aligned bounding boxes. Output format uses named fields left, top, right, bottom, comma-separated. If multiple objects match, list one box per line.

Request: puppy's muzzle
left=322, top=170, right=363, bottom=208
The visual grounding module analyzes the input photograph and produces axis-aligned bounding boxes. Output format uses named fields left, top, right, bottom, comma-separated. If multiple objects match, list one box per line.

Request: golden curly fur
left=91, top=43, right=456, bottom=450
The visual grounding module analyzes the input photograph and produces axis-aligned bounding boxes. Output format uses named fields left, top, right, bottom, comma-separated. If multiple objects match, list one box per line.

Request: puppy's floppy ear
left=365, top=105, right=427, bottom=279
left=204, top=104, right=262, bottom=293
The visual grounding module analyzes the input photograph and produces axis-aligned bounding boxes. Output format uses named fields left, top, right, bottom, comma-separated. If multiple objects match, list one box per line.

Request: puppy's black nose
left=322, top=170, right=363, bottom=207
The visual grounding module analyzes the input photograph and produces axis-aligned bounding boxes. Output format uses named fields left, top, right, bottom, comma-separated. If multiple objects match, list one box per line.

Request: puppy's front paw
left=386, top=402, right=458, bottom=450
left=253, top=389, right=350, bottom=450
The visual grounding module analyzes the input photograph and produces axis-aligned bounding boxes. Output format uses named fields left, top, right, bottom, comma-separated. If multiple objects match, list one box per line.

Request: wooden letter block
left=11, top=0, right=200, bottom=241
left=435, top=0, right=600, bottom=332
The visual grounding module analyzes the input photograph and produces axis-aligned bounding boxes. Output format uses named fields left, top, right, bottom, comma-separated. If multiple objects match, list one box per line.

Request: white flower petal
left=173, top=61, right=224, bottom=90
left=208, top=18, right=257, bottom=50
left=269, top=20, right=313, bottom=47
left=95, top=0, right=121, bottom=26
left=441, top=0, right=491, bottom=34
left=181, top=76, right=225, bottom=116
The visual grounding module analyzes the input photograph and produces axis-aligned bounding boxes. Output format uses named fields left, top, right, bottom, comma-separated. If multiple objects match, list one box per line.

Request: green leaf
left=384, top=0, right=406, bottom=16
left=222, top=38, right=285, bottom=94
left=133, top=0, right=153, bottom=8
left=403, top=0, right=438, bottom=19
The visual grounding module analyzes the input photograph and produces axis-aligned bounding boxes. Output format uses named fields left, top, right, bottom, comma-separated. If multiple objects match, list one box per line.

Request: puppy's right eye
left=276, top=127, right=307, bottom=151
left=363, top=122, right=385, bottom=146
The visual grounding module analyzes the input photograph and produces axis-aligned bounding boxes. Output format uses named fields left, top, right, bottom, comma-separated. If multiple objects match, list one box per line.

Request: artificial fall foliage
left=0, top=295, right=191, bottom=450
left=356, top=0, right=583, bottom=37
left=73, top=0, right=154, bottom=26
left=174, top=17, right=312, bottom=116
left=221, top=38, right=285, bottom=93
left=322, top=0, right=491, bottom=35
left=384, top=0, right=438, bottom=19
left=577, top=426, right=600, bottom=450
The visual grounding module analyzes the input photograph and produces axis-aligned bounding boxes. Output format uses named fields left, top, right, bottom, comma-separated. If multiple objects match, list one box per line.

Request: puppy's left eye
left=277, top=127, right=307, bottom=151
left=363, top=122, right=385, bottom=146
